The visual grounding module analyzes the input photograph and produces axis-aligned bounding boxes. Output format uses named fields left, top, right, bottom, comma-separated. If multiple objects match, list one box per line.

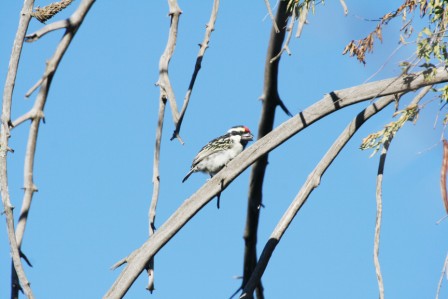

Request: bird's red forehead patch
left=244, top=126, right=250, bottom=132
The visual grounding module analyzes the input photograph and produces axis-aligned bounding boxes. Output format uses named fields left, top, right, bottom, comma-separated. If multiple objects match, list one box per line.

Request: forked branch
left=145, top=0, right=183, bottom=291
left=243, top=2, right=289, bottom=297
left=105, top=68, right=448, bottom=299
left=157, top=0, right=182, bottom=143
left=8, top=1, right=96, bottom=298
left=241, top=94, right=397, bottom=299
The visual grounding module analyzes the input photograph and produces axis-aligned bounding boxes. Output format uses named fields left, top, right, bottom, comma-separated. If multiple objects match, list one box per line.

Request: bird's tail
left=182, top=169, right=194, bottom=183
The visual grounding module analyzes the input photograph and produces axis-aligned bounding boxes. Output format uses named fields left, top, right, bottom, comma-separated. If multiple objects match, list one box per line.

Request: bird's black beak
left=243, top=132, right=254, bottom=141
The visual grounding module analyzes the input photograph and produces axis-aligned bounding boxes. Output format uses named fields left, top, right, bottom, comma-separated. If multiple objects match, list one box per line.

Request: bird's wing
left=191, top=133, right=233, bottom=167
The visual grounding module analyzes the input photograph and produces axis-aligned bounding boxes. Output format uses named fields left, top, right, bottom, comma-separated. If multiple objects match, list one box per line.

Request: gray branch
left=6, top=1, right=96, bottom=298
left=104, top=68, right=448, bottom=299
left=1, top=1, right=37, bottom=298
left=241, top=94, right=397, bottom=298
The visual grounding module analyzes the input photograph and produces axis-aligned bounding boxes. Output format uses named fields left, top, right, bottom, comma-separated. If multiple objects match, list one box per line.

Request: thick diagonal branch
left=105, top=68, right=448, bottom=299
left=242, top=85, right=433, bottom=298
left=241, top=94, right=397, bottom=299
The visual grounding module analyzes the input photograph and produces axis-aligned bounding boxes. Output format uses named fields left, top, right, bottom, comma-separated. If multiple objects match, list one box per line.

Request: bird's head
left=228, top=125, right=254, bottom=144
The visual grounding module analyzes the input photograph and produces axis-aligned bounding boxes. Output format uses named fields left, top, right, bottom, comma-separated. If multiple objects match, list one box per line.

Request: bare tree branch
left=436, top=252, right=448, bottom=299
left=263, top=0, right=280, bottom=33
left=296, top=1, right=310, bottom=38
left=374, top=136, right=389, bottom=299
left=25, top=19, right=70, bottom=43
left=144, top=0, right=183, bottom=290
left=11, top=110, right=35, bottom=128
left=243, top=2, right=289, bottom=298
left=147, top=96, right=167, bottom=292
left=442, top=139, right=448, bottom=213
left=1, top=1, right=36, bottom=298
left=7, top=1, right=96, bottom=298
left=339, top=0, right=348, bottom=16
left=270, top=5, right=294, bottom=64
left=242, top=84, right=434, bottom=299
left=157, top=0, right=182, bottom=143
left=373, top=86, right=430, bottom=299
left=104, top=68, right=448, bottom=299
left=14, top=0, right=95, bottom=259
left=241, top=94, right=397, bottom=299
left=2, top=0, right=34, bottom=129
left=171, top=0, right=220, bottom=141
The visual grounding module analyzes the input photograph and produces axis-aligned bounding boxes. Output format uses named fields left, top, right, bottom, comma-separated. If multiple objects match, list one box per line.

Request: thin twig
left=104, top=68, right=448, bottom=299
left=111, top=258, right=128, bottom=271
left=1, top=1, right=36, bottom=298
left=11, top=110, right=35, bottom=128
left=441, top=140, right=448, bottom=214
left=240, top=95, right=398, bottom=299
left=374, top=136, right=390, bottom=299
left=296, top=1, right=310, bottom=38
left=339, top=0, right=348, bottom=16
left=147, top=96, right=167, bottom=292
left=157, top=0, right=182, bottom=143
left=263, top=0, right=280, bottom=33
left=25, top=19, right=70, bottom=43
left=436, top=252, right=448, bottom=299
left=270, top=7, right=295, bottom=63
left=25, top=77, right=43, bottom=98
left=171, top=0, right=220, bottom=141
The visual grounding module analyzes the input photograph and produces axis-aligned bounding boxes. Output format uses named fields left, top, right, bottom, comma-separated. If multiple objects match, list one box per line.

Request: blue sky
left=1, top=1, right=448, bottom=298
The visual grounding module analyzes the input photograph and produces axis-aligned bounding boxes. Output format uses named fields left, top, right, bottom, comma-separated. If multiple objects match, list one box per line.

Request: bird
left=182, top=125, right=254, bottom=183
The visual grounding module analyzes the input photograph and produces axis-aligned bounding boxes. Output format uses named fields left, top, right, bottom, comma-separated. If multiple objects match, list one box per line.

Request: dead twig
left=156, top=0, right=182, bottom=143
left=147, top=96, right=167, bottom=292
left=296, top=0, right=310, bottom=38
left=171, top=0, right=220, bottom=141
left=270, top=5, right=295, bottom=63
left=25, top=19, right=70, bottom=43
left=436, top=252, right=448, bottom=299
left=374, top=136, right=390, bottom=299
left=441, top=140, right=448, bottom=213
left=339, top=0, right=348, bottom=16
left=263, top=0, right=280, bottom=33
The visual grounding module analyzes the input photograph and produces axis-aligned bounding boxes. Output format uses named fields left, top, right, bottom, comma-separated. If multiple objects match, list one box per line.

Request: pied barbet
left=182, top=125, right=254, bottom=183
